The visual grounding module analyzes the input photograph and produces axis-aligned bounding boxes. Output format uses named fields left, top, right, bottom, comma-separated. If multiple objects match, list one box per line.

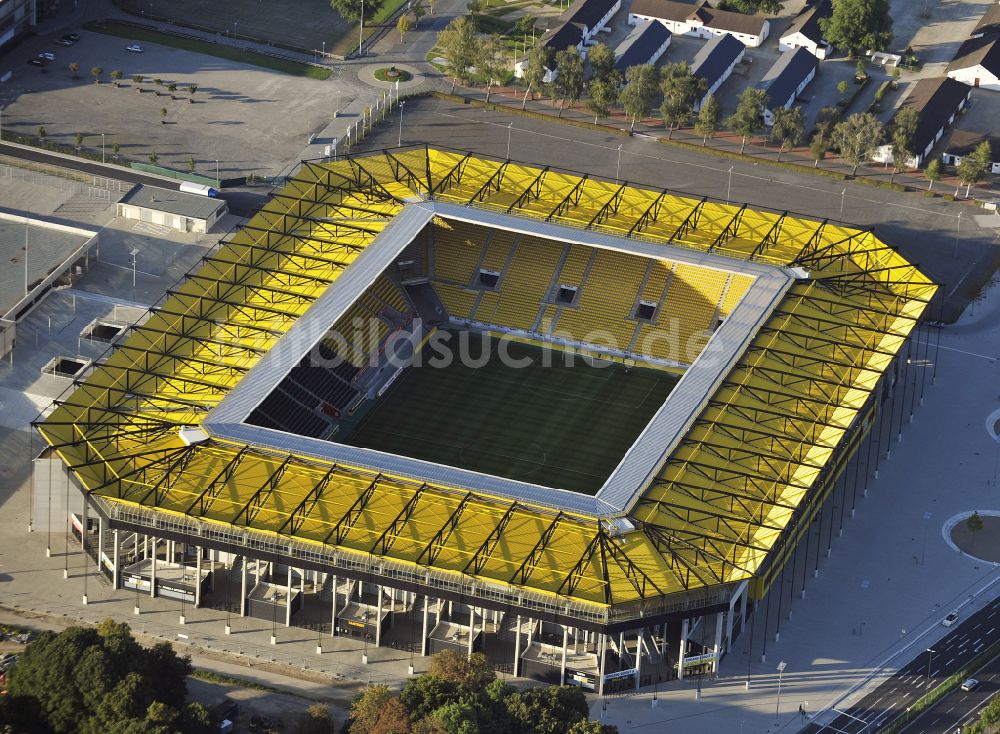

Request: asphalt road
left=803, top=595, right=1000, bottom=733
left=0, top=142, right=262, bottom=217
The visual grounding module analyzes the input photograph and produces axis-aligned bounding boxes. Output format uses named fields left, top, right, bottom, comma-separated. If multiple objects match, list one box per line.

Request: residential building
left=0, top=0, right=35, bottom=51
left=946, top=35, right=1000, bottom=91
left=690, top=33, right=746, bottom=111
left=778, top=0, right=832, bottom=59
left=873, top=77, right=973, bottom=167
left=755, top=47, right=817, bottom=125
left=941, top=129, right=1000, bottom=174
left=613, top=20, right=671, bottom=75
left=972, top=1, right=1000, bottom=38
left=117, top=185, right=228, bottom=234
left=628, top=0, right=768, bottom=48
left=514, top=0, right=622, bottom=79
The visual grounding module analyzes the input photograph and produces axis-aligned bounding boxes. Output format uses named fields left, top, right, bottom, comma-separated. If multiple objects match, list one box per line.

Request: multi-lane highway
left=804, top=594, right=1000, bottom=733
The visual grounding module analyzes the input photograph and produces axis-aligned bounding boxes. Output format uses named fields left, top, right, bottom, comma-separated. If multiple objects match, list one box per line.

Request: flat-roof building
left=117, top=185, right=228, bottom=234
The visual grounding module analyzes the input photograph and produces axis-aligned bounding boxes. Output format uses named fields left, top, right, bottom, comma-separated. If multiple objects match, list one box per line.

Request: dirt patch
left=951, top=514, right=1000, bottom=562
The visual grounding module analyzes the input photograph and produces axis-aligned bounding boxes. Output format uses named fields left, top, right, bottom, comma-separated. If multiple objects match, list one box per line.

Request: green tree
left=722, top=0, right=783, bottom=13
left=477, top=34, right=508, bottom=103
left=437, top=16, right=477, bottom=92
left=694, top=93, right=721, bottom=145
left=770, top=105, right=805, bottom=161
left=620, top=63, right=658, bottom=130
left=956, top=140, right=990, bottom=197
left=401, top=674, right=460, bottom=722
left=349, top=684, right=394, bottom=734
left=837, top=79, right=848, bottom=97
left=167, top=82, right=177, bottom=96
left=132, top=73, right=143, bottom=84
left=815, top=106, right=841, bottom=140
left=967, top=511, right=984, bottom=532
left=428, top=650, right=495, bottom=691
left=37, top=125, right=46, bottom=139
left=6, top=621, right=193, bottom=734
left=522, top=44, right=554, bottom=107
left=553, top=46, right=585, bottom=117
left=586, top=77, right=618, bottom=123
left=832, top=111, right=884, bottom=175
left=91, top=66, right=103, bottom=83
left=69, top=62, right=80, bottom=79
left=330, top=0, right=381, bottom=21
left=506, top=685, right=590, bottom=734
left=160, top=107, right=168, bottom=123
left=112, top=141, right=120, bottom=157
left=75, top=131, right=84, bottom=148
left=889, top=105, right=920, bottom=177
left=297, top=702, right=336, bottom=734
left=397, top=13, right=413, bottom=42
left=587, top=42, right=615, bottom=81
left=149, top=151, right=159, bottom=164
left=810, top=133, right=829, bottom=167
left=188, top=157, right=197, bottom=172
left=513, top=15, right=535, bottom=39
left=659, top=62, right=706, bottom=138
left=110, top=69, right=123, bottom=86
left=727, top=86, right=767, bottom=154
left=467, top=0, right=481, bottom=15
left=820, top=0, right=893, bottom=57
left=925, top=157, right=941, bottom=190
left=412, top=3, right=426, bottom=27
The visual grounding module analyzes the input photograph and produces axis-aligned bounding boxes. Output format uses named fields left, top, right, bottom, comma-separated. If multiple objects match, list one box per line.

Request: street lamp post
left=840, top=187, right=846, bottom=215
left=23, top=223, right=28, bottom=297
left=362, top=610, right=370, bottom=664
left=215, top=159, right=219, bottom=185
left=775, top=661, right=786, bottom=723
left=616, top=143, right=623, bottom=183
left=506, top=122, right=513, bottom=160
left=322, top=41, right=326, bottom=59
left=130, top=247, right=139, bottom=289
left=953, top=211, right=962, bottom=258
left=926, top=648, right=935, bottom=683
left=234, top=21, right=238, bottom=40
left=359, top=0, right=365, bottom=58
left=727, top=166, right=734, bottom=204
left=101, top=133, right=105, bottom=164
left=398, top=100, right=405, bottom=147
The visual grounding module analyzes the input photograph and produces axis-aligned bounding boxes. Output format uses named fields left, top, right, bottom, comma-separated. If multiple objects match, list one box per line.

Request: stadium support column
left=150, top=538, right=157, bottom=598
left=512, top=615, right=522, bottom=675
left=761, top=588, right=770, bottom=662
left=286, top=566, right=293, bottom=627
left=598, top=634, right=608, bottom=696
left=677, top=619, right=688, bottom=680
left=712, top=613, right=723, bottom=673
left=240, top=559, right=247, bottom=616
left=561, top=626, right=569, bottom=686
left=376, top=586, right=384, bottom=647
left=112, top=529, right=119, bottom=590
left=96, top=513, right=103, bottom=573
left=195, top=548, right=202, bottom=608
left=774, top=566, right=785, bottom=641
left=467, top=607, right=475, bottom=659
left=802, top=515, right=812, bottom=594
left=634, top=629, right=643, bottom=692
left=331, top=575, right=338, bottom=637
left=421, top=596, right=429, bottom=656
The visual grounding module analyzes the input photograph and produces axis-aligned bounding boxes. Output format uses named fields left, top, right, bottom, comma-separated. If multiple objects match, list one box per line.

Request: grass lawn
left=114, top=0, right=350, bottom=54
left=343, top=335, right=678, bottom=493
left=87, top=21, right=332, bottom=79
left=374, top=67, right=413, bottom=82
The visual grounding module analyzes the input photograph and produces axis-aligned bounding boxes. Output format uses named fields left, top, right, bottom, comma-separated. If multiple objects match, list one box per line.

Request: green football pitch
left=342, top=335, right=679, bottom=494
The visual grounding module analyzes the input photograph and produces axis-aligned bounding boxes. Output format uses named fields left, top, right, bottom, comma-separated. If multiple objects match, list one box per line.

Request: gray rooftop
left=119, top=185, right=226, bottom=221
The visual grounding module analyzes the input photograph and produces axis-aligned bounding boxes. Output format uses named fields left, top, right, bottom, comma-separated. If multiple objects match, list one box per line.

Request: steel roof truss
left=463, top=502, right=519, bottom=576
left=587, top=183, right=626, bottom=228
left=511, top=511, right=563, bottom=586
left=371, top=483, right=427, bottom=555
left=507, top=166, right=549, bottom=213
left=416, top=491, right=473, bottom=566
left=184, top=446, right=250, bottom=517
left=323, top=474, right=382, bottom=545
left=232, top=455, right=292, bottom=526
left=548, top=174, right=588, bottom=220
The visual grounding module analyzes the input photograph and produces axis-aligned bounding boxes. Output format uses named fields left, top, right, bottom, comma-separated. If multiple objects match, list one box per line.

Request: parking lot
left=0, top=28, right=357, bottom=178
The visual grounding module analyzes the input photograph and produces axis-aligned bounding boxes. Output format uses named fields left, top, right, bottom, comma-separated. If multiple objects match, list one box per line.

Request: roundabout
left=945, top=510, right=1000, bottom=563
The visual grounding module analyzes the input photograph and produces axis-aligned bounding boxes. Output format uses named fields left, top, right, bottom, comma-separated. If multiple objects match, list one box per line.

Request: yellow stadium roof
left=36, top=148, right=936, bottom=625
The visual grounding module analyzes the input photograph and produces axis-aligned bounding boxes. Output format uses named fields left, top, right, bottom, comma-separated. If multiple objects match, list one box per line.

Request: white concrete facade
left=627, top=13, right=768, bottom=48
left=947, top=64, right=1000, bottom=92
left=778, top=31, right=830, bottom=59
left=943, top=150, right=1000, bottom=174
left=694, top=45, right=745, bottom=111
left=762, top=65, right=817, bottom=126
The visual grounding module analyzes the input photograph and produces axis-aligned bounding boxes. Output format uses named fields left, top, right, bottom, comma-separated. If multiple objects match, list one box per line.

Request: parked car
left=126, top=44, right=144, bottom=53
left=27, top=58, right=43, bottom=66
left=54, top=38, right=73, bottom=46
left=942, top=610, right=960, bottom=627
left=64, top=33, right=80, bottom=41
left=961, top=678, right=979, bottom=691
left=38, top=52, right=55, bottom=61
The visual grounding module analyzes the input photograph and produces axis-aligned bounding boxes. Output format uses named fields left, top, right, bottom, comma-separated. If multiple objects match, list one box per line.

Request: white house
left=946, top=35, right=1000, bottom=92
left=613, top=20, right=671, bottom=75
left=690, top=33, right=746, bottom=111
left=873, top=77, right=973, bottom=167
left=628, top=0, right=768, bottom=48
left=514, top=0, right=622, bottom=80
left=755, top=47, right=818, bottom=125
left=778, top=0, right=832, bottom=59
left=941, top=129, right=1000, bottom=174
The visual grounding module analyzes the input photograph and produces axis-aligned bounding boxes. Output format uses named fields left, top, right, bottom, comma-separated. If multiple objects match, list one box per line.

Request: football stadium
left=34, top=146, right=937, bottom=693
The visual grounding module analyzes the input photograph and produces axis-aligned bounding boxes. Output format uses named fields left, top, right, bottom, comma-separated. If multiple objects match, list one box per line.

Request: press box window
left=478, top=269, right=501, bottom=289
left=557, top=285, right=578, bottom=305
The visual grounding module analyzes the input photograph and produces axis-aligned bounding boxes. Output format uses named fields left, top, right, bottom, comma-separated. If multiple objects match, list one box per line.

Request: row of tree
left=344, top=650, right=616, bottom=734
